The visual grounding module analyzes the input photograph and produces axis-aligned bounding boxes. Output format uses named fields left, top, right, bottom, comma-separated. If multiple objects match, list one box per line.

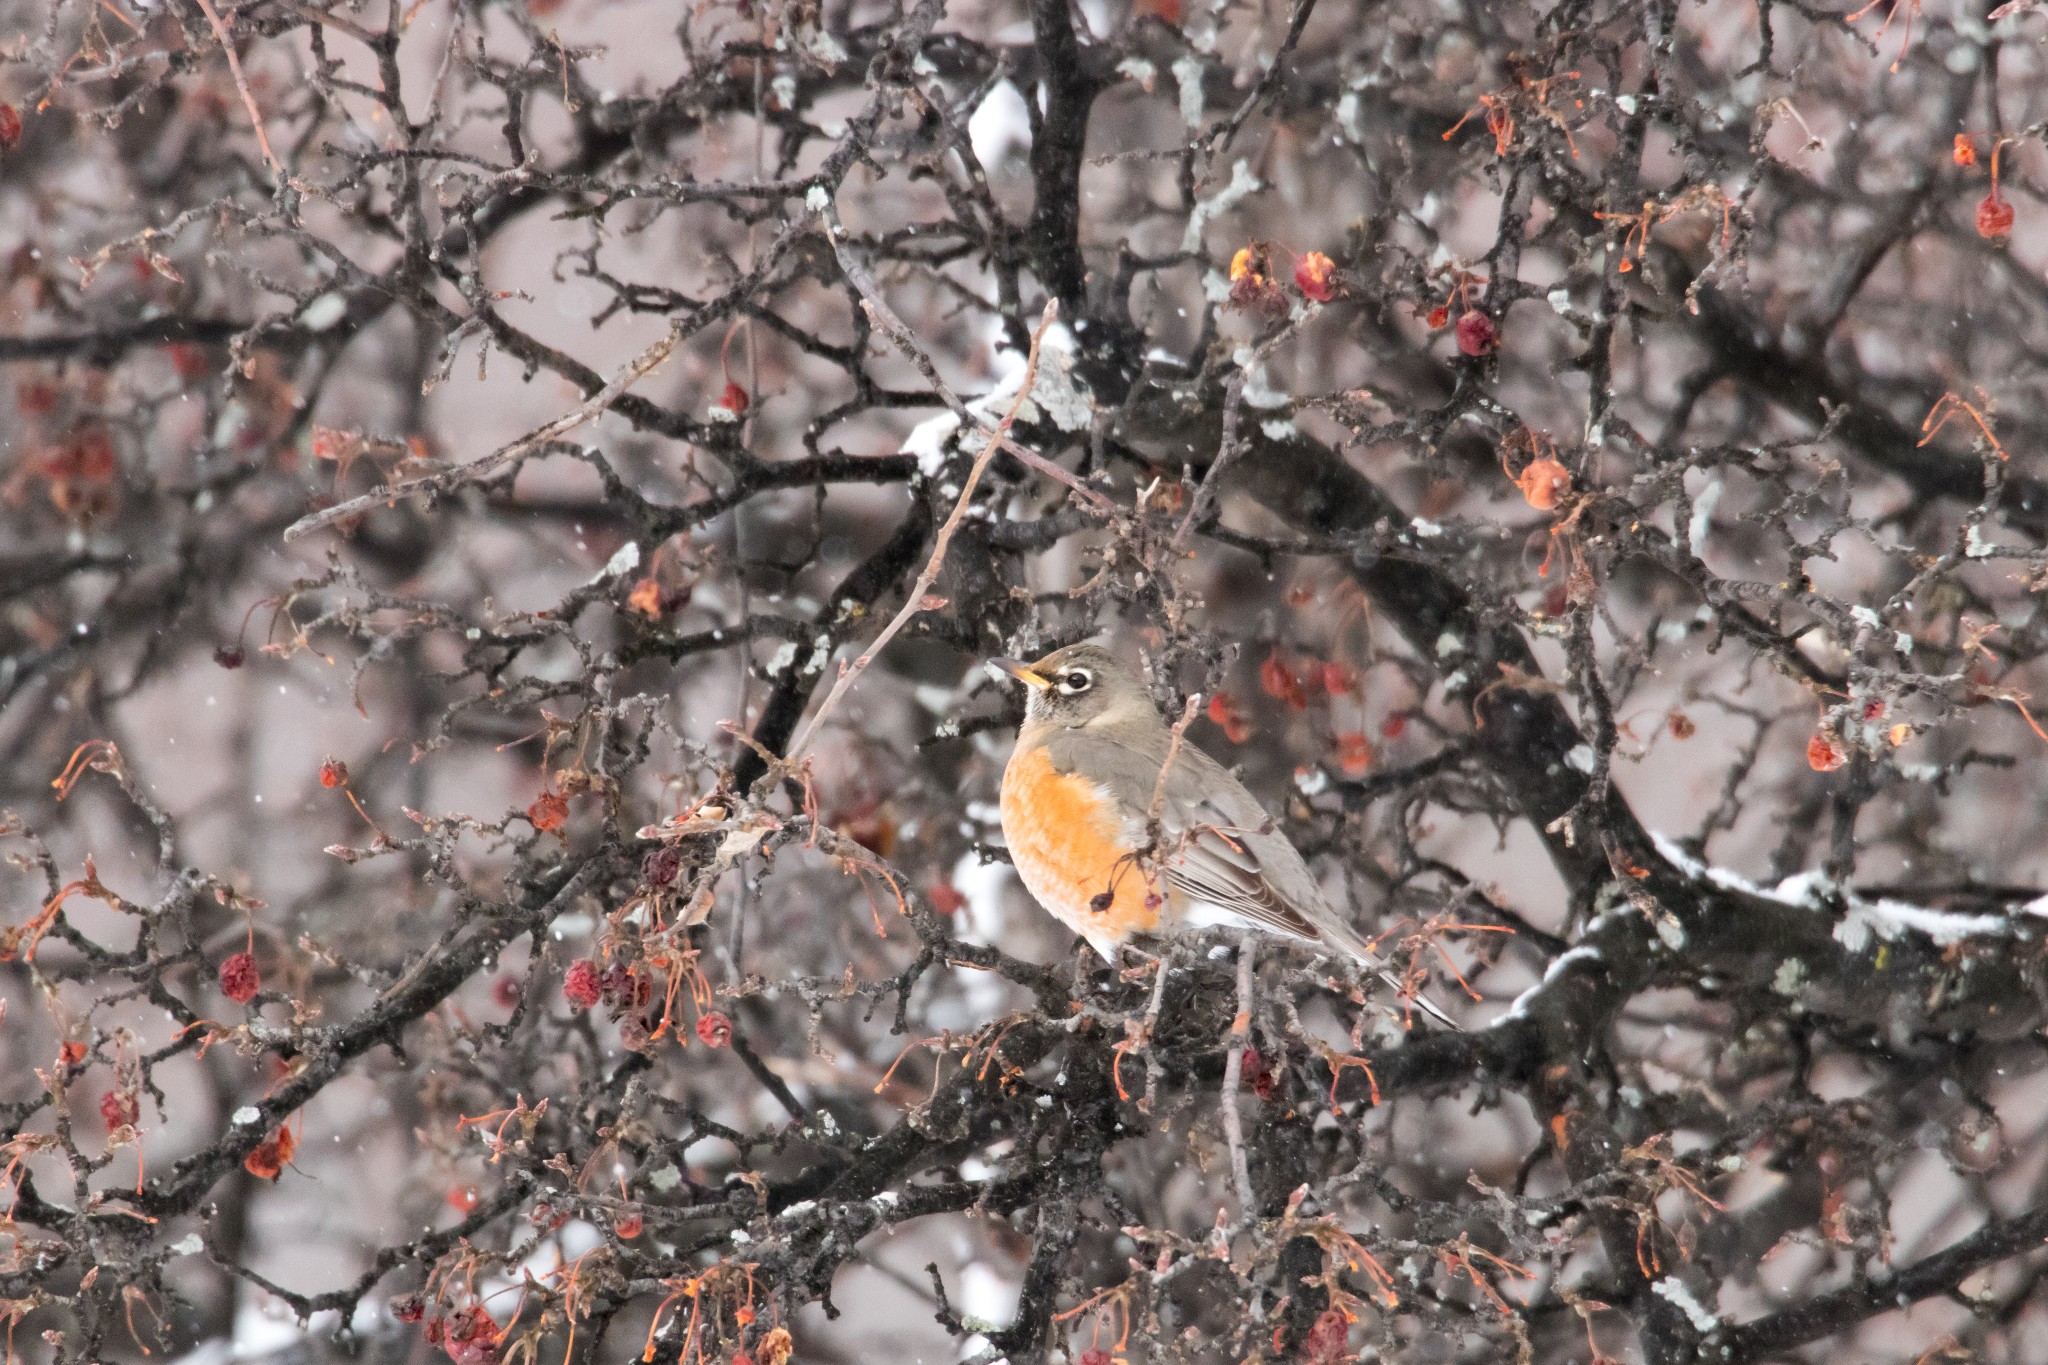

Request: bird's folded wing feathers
left=1044, top=730, right=1339, bottom=946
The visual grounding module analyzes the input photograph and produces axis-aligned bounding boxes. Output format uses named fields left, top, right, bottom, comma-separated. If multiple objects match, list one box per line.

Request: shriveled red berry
left=562, top=959, right=601, bottom=1010
left=213, top=645, right=245, bottom=669
left=219, top=951, right=260, bottom=1003
left=100, top=1089, right=139, bottom=1129
left=927, top=882, right=966, bottom=915
left=716, top=380, right=749, bottom=415
left=1302, top=1307, right=1352, bottom=1361
left=318, top=757, right=347, bottom=788
left=491, top=975, right=521, bottom=1010
left=0, top=105, right=20, bottom=149
left=391, top=1295, right=426, bottom=1324
left=613, top=1207, right=643, bottom=1239
left=695, top=1011, right=733, bottom=1048
left=641, top=847, right=681, bottom=887
left=1455, top=308, right=1499, bottom=356
left=1240, top=1046, right=1276, bottom=1101
left=1380, top=713, right=1408, bottom=739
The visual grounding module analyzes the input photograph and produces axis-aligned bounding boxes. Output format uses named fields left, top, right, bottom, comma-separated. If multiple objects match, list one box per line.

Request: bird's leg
left=1219, top=931, right=1259, bottom=1214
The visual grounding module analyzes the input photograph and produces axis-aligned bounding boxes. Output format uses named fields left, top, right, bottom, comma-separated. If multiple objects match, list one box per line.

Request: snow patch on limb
left=1650, top=831, right=2010, bottom=952
left=1497, top=945, right=1603, bottom=1022
left=1652, top=1276, right=1720, bottom=1332
left=1833, top=898, right=2007, bottom=952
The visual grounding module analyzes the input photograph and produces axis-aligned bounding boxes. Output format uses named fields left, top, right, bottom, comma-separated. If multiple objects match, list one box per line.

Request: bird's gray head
left=988, top=644, right=1159, bottom=732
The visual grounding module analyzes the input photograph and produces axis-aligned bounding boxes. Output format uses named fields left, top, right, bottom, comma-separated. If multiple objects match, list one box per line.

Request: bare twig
left=1173, top=319, right=1303, bottom=549
left=782, top=299, right=1063, bottom=763
left=1220, top=932, right=1258, bottom=1213
left=1144, top=693, right=1203, bottom=839
left=282, top=320, right=686, bottom=541
left=822, top=198, right=1120, bottom=517
left=193, top=0, right=287, bottom=184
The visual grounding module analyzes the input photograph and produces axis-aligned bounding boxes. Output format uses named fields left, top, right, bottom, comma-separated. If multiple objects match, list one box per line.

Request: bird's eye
left=1062, top=670, right=1092, bottom=692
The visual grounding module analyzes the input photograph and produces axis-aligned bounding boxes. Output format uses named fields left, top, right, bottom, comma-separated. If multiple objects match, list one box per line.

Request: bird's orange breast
left=999, top=743, right=1162, bottom=945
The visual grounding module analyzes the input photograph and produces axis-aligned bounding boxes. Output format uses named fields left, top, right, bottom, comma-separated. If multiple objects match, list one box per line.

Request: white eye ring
left=1057, top=669, right=1093, bottom=694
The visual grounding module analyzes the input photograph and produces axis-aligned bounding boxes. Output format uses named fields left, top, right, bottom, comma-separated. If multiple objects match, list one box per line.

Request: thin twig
left=193, top=0, right=287, bottom=183
left=1219, top=932, right=1258, bottom=1213
left=1145, top=694, right=1203, bottom=838
left=282, top=320, right=686, bottom=541
left=1140, top=951, right=1172, bottom=1115
left=274, top=0, right=381, bottom=46
left=781, top=298, right=1063, bottom=763
left=1206, top=0, right=1323, bottom=158
left=1173, top=314, right=1312, bottom=549
left=821, top=198, right=1120, bottom=516
left=1172, top=368, right=1248, bottom=551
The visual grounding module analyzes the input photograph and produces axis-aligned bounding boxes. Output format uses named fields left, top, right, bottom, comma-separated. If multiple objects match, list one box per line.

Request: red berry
left=1240, top=1046, right=1276, bottom=1101
left=100, top=1089, right=139, bottom=1129
left=219, top=951, right=260, bottom=1004
left=613, top=1208, right=643, bottom=1239
left=1259, top=652, right=1308, bottom=710
left=716, top=380, right=750, bottom=415
left=17, top=378, right=59, bottom=416
left=166, top=342, right=212, bottom=380
left=318, top=757, right=347, bottom=788
left=528, top=790, right=568, bottom=833
left=213, top=645, right=246, bottom=669
left=491, top=975, right=521, bottom=1010
left=1302, top=1307, right=1351, bottom=1360
left=1294, top=251, right=1337, bottom=302
left=695, top=1011, right=732, bottom=1048
left=1807, top=733, right=1847, bottom=772
left=1079, top=1352, right=1114, bottom=1365
left=0, top=105, right=19, bottom=149
left=1977, top=193, right=2015, bottom=240
left=1380, top=713, right=1408, bottom=739
left=391, top=1295, right=426, bottom=1324
left=1332, top=732, right=1374, bottom=778
left=1207, top=691, right=1253, bottom=744
left=562, top=959, right=601, bottom=1010
left=927, top=883, right=966, bottom=914
left=1455, top=309, right=1498, bottom=356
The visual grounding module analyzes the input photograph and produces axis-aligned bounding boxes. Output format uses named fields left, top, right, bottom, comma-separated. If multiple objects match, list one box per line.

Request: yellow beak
left=989, top=657, right=1051, bottom=690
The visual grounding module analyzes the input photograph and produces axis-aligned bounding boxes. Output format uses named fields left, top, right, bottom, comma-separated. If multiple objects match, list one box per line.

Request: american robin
left=992, top=643, right=1450, bottom=1021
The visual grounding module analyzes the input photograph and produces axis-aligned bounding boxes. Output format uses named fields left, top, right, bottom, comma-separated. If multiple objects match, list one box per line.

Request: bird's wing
left=1040, top=729, right=1354, bottom=951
